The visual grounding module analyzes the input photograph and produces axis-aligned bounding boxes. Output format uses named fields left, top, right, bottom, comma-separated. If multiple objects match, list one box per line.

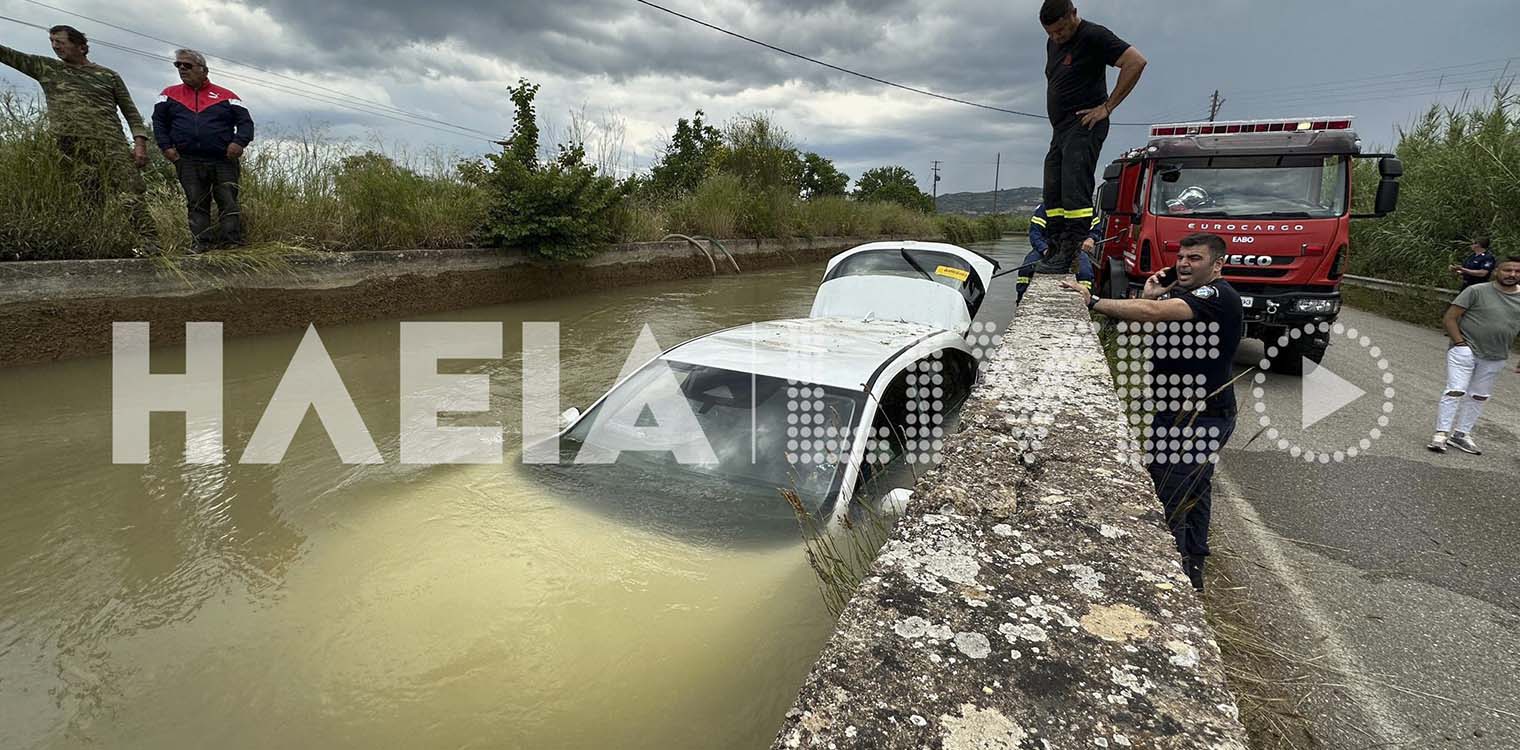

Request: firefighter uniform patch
left=1192, top=285, right=1218, bottom=299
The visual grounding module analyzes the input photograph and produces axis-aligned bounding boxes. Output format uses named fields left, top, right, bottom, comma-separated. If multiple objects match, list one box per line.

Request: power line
left=1226, top=66, right=1513, bottom=107
left=632, top=0, right=1155, bottom=127
left=0, top=13, right=502, bottom=142
left=11, top=0, right=505, bottom=140
left=1224, top=56, right=1517, bottom=98
left=1226, top=72, right=1516, bottom=112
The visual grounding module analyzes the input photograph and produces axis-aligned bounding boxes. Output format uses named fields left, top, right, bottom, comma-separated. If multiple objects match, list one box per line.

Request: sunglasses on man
left=173, top=61, right=198, bottom=70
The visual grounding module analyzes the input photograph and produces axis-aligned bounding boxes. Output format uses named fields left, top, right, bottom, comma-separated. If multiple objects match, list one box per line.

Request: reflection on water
left=0, top=240, right=1024, bottom=748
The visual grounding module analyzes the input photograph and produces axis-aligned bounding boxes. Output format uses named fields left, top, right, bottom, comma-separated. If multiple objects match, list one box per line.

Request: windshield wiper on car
left=899, top=248, right=939, bottom=283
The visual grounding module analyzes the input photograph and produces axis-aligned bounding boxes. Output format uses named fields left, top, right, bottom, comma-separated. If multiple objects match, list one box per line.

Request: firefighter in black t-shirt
left=1063, top=233, right=1243, bottom=593
left=1037, top=0, right=1146, bottom=275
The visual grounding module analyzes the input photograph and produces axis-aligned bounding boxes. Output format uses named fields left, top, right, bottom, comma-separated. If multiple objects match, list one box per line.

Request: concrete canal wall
left=772, top=277, right=1248, bottom=749
left=0, top=237, right=869, bottom=367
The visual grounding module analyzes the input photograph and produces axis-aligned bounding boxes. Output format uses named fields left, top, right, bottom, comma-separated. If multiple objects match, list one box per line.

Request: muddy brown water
left=0, top=239, right=1026, bottom=748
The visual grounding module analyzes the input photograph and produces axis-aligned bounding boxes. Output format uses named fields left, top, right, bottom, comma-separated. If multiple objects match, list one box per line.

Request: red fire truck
left=1093, top=117, right=1403, bottom=374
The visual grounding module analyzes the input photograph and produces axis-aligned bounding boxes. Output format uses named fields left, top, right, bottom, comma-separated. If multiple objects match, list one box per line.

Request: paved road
left=1213, top=307, right=1520, bottom=748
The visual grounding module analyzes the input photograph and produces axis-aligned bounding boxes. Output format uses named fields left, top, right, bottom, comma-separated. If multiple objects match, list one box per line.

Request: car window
left=562, top=360, right=864, bottom=518
left=824, top=249, right=987, bottom=314
left=849, top=350, right=976, bottom=514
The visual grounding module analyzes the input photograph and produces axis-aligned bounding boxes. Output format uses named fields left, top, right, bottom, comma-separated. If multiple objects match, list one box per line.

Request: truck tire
left=1264, top=334, right=1329, bottom=376
left=1104, top=257, right=1127, bottom=299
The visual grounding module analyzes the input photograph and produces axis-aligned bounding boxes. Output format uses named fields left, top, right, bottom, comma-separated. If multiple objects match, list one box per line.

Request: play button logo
left=1300, top=360, right=1365, bottom=430
left=1249, top=322, right=1396, bottom=464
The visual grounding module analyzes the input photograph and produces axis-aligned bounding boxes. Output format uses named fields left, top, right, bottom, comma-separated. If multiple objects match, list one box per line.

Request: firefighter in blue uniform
left=1017, top=203, right=1099, bottom=304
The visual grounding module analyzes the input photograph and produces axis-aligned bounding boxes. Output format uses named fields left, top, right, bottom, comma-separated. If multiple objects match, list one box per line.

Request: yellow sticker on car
left=934, top=265, right=970, bottom=282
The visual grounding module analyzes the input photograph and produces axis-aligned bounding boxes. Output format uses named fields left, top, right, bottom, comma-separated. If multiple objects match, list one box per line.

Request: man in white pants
left=1429, top=256, right=1520, bottom=453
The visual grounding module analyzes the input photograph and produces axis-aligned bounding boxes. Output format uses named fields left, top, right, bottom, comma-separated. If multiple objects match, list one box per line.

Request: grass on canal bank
left=1, top=88, right=1014, bottom=262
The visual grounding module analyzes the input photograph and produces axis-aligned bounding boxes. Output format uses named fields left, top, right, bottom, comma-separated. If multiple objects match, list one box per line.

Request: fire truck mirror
left=1158, top=164, right=1183, bottom=183
left=1374, top=178, right=1400, bottom=216
left=1378, top=157, right=1403, bottom=178
left=1098, top=180, right=1120, bottom=213
left=1102, top=162, right=1124, bottom=181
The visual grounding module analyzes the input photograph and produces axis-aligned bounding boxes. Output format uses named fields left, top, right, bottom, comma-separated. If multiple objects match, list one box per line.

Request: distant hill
left=935, top=187, right=1044, bottom=216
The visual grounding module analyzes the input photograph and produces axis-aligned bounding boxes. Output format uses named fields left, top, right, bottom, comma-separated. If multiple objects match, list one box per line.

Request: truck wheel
left=1264, top=335, right=1329, bottom=376
left=1104, top=258, right=1127, bottom=299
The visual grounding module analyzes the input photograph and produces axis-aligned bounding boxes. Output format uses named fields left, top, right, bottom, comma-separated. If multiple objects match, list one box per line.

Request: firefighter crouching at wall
left=1017, top=203, right=1099, bottom=304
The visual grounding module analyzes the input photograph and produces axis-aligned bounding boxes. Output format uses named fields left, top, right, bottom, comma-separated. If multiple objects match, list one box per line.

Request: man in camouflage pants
left=1, top=25, right=157, bottom=251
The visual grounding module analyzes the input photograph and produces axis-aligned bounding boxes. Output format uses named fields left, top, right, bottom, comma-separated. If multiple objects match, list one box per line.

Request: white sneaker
left=1426, top=432, right=1448, bottom=452
left=1448, top=433, right=1481, bottom=455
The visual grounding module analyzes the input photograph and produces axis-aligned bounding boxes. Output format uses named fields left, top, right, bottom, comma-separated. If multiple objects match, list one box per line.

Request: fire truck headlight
left=1293, top=298, right=1337, bottom=314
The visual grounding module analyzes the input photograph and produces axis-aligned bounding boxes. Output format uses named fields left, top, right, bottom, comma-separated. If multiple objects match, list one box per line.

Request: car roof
left=662, top=317, right=959, bottom=391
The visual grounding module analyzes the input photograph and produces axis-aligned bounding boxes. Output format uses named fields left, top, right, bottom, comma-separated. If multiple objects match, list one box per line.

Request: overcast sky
left=2, top=0, right=1516, bottom=195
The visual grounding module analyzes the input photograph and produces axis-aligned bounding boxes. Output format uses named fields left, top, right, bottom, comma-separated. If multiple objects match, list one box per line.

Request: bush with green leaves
left=645, top=110, right=722, bottom=198
left=474, top=79, right=629, bottom=260
left=854, top=165, right=934, bottom=213
left=712, top=112, right=804, bottom=195
left=800, top=152, right=849, bottom=199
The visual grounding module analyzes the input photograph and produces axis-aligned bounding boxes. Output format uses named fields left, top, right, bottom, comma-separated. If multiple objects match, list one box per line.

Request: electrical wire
left=0, top=12, right=502, bottom=142
left=1224, top=56, right=1516, bottom=99
left=632, top=0, right=1155, bottom=127
left=16, top=0, right=505, bottom=140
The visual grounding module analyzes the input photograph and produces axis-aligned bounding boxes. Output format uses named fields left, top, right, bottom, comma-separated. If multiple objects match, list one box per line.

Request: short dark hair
left=1180, top=232, right=1227, bottom=263
left=48, top=25, right=87, bottom=54
left=1040, top=0, right=1075, bottom=26
left=1500, top=255, right=1520, bottom=265
left=1474, top=237, right=1491, bottom=250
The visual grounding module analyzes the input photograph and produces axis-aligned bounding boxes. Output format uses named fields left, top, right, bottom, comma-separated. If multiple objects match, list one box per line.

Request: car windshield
left=824, top=248, right=986, bottom=313
left=558, top=360, right=863, bottom=521
left=1150, top=155, right=1348, bottom=219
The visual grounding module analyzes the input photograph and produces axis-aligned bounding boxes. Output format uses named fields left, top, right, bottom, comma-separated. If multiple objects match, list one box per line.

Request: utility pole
left=931, top=160, right=942, bottom=211
left=1208, top=90, right=1225, bottom=121
left=991, top=153, right=1001, bottom=215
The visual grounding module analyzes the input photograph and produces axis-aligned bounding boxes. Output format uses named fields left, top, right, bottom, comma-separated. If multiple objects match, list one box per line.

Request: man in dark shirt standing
left=1063, top=233, right=1243, bottom=592
left=1037, top=0, right=1145, bottom=274
left=1450, top=237, right=1497, bottom=289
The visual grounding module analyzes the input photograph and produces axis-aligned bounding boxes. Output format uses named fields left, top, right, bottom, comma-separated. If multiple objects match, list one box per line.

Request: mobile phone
left=1157, top=267, right=1178, bottom=286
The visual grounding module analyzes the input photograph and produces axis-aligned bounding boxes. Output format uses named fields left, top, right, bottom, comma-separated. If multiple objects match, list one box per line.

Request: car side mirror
left=559, top=407, right=581, bottom=430
left=879, top=488, right=913, bottom=515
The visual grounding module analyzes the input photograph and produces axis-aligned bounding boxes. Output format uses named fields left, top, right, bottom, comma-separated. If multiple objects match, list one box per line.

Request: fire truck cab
left=1094, top=117, right=1403, bottom=374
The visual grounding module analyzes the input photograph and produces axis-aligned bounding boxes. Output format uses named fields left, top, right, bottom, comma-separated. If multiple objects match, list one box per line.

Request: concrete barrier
left=772, top=277, right=1248, bottom=749
left=0, top=237, right=879, bottom=367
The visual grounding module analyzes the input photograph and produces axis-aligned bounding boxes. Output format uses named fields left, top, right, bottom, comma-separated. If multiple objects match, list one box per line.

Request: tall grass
left=1, top=91, right=486, bottom=259
left=4, top=88, right=1016, bottom=260
left=0, top=91, right=149, bottom=259
left=1349, top=88, right=1520, bottom=285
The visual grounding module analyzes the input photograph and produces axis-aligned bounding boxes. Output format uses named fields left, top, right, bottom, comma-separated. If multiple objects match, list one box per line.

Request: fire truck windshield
left=1150, top=155, right=1348, bottom=219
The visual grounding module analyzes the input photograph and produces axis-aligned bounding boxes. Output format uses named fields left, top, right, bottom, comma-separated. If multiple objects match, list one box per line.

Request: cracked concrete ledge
left=772, top=277, right=1248, bottom=750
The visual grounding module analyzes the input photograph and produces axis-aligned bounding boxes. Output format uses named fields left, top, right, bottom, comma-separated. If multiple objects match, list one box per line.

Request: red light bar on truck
left=1150, top=117, right=1354, bottom=138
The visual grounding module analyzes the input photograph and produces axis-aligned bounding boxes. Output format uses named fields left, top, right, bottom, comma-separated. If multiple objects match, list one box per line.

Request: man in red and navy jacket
left=152, top=49, right=254, bottom=251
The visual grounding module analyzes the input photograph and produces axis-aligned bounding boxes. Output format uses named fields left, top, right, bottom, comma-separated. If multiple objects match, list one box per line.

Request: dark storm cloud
left=4, top=0, right=1517, bottom=192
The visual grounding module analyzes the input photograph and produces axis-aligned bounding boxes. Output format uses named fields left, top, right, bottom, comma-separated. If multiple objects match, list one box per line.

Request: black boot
left=1035, top=231, right=1075, bottom=274
left=1182, top=555, right=1206, bottom=592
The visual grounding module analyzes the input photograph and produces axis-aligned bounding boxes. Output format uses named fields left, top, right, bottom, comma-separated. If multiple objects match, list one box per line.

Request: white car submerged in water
left=531, top=241, right=1000, bottom=540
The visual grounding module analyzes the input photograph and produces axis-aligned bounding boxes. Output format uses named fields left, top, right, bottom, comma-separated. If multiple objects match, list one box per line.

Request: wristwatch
left=1086, top=295, right=1099, bottom=310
